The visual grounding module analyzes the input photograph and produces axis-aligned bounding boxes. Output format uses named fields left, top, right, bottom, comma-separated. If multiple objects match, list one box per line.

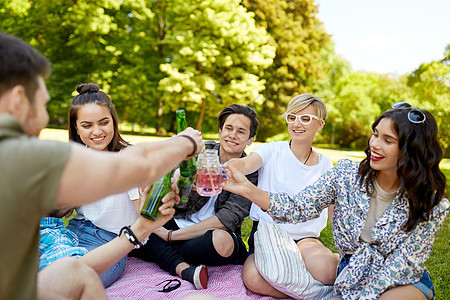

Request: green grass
left=41, top=128, right=449, bottom=299
left=425, top=216, right=449, bottom=300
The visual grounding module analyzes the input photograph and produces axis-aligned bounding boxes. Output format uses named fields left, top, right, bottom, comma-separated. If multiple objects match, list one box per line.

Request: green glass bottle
left=176, top=109, right=197, bottom=177
left=176, top=109, right=197, bottom=208
left=140, top=170, right=173, bottom=220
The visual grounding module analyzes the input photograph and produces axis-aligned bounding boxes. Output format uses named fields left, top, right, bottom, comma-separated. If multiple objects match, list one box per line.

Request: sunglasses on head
left=392, top=102, right=426, bottom=124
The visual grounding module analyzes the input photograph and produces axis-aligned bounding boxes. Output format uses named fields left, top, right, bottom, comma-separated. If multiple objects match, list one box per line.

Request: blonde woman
left=227, top=94, right=338, bottom=298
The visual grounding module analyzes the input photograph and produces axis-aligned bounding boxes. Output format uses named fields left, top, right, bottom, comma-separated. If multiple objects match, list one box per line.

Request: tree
left=311, top=41, right=351, bottom=145
left=325, top=71, right=381, bottom=148
left=104, top=0, right=163, bottom=131
left=242, top=0, right=330, bottom=140
left=0, top=0, right=160, bottom=126
left=157, top=0, right=275, bottom=131
left=407, top=46, right=450, bottom=156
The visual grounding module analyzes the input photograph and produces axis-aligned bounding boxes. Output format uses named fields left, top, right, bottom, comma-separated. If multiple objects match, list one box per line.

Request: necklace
left=289, top=140, right=313, bottom=164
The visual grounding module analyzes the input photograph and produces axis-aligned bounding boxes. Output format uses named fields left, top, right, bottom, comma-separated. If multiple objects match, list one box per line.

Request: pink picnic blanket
left=106, top=257, right=287, bottom=299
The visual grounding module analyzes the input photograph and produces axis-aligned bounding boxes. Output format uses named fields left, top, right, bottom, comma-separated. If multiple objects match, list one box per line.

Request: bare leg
left=379, top=285, right=429, bottom=300
left=242, top=254, right=289, bottom=298
left=297, top=238, right=339, bottom=285
left=211, top=229, right=234, bottom=257
left=37, top=257, right=107, bottom=300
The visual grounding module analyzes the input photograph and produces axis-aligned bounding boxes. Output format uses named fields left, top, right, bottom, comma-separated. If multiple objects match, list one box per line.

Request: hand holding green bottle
left=140, top=109, right=202, bottom=219
left=140, top=170, right=175, bottom=220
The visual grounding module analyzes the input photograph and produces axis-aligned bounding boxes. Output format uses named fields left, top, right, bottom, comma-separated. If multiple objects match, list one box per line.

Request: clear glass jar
left=195, top=149, right=223, bottom=196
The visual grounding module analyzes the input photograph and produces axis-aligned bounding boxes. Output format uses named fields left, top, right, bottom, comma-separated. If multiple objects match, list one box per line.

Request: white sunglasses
left=285, top=113, right=321, bottom=125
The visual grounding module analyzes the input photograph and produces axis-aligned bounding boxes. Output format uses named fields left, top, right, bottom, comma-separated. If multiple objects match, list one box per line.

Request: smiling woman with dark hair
left=68, top=83, right=130, bottom=152
left=66, top=83, right=140, bottom=288
left=358, top=103, right=445, bottom=232
left=223, top=103, right=448, bottom=300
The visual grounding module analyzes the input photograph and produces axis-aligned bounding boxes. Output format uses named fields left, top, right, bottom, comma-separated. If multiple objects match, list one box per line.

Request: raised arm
left=56, top=128, right=202, bottom=207
left=222, top=164, right=270, bottom=210
left=226, top=152, right=263, bottom=175
left=224, top=161, right=339, bottom=223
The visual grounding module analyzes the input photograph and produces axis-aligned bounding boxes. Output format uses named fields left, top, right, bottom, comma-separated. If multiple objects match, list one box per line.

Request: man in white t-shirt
left=227, top=94, right=339, bottom=298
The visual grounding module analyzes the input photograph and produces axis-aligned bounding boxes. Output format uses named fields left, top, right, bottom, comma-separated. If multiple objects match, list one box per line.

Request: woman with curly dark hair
left=358, top=102, right=446, bottom=233
left=223, top=102, right=448, bottom=299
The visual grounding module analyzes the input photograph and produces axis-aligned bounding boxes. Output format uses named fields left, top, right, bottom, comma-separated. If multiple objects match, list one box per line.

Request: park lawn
left=42, top=128, right=449, bottom=299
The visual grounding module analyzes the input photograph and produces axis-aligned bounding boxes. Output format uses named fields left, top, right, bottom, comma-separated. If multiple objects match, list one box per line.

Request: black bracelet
left=119, top=226, right=142, bottom=249
left=167, top=230, right=174, bottom=243
left=178, top=134, right=197, bottom=156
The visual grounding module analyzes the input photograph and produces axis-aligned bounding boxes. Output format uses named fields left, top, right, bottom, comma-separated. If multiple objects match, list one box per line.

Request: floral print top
left=267, top=159, right=449, bottom=299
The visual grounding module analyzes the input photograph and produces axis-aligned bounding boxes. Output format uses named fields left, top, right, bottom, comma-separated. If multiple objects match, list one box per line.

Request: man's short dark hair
left=217, top=104, right=259, bottom=139
left=0, top=31, right=51, bottom=102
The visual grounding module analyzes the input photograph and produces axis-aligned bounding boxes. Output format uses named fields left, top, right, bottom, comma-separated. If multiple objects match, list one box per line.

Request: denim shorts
left=334, top=254, right=434, bottom=299
left=67, top=218, right=127, bottom=287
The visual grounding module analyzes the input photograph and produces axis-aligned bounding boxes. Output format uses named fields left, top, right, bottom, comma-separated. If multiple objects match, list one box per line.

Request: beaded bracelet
left=119, top=226, right=142, bottom=249
left=178, top=134, right=197, bottom=157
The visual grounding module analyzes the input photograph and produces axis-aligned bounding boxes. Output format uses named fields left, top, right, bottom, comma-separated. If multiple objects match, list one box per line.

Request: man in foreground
left=0, top=31, right=202, bottom=299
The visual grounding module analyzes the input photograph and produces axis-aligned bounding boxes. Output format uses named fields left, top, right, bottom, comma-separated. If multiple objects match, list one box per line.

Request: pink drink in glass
left=195, top=169, right=223, bottom=196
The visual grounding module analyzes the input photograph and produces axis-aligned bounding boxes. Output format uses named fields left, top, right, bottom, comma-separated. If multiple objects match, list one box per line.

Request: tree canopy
left=1, top=1, right=448, bottom=156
